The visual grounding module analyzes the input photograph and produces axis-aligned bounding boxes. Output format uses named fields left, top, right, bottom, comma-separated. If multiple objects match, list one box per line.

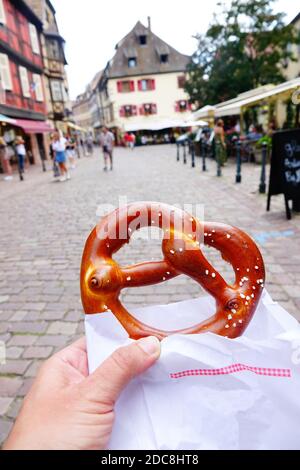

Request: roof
left=105, top=21, right=190, bottom=78
left=15, top=0, right=43, bottom=29
left=291, top=12, right=300, bottom=25
left=44, top=23, right=65, bottom=42
left=91, top=70, right=103, bottom=91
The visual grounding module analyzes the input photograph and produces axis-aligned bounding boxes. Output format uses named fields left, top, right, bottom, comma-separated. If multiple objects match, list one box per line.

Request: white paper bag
left=85, top=291, right=300, bottom=450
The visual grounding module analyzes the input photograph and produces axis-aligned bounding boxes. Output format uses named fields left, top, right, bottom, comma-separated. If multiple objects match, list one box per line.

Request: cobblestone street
left=0, top=144, right=300, bottom=444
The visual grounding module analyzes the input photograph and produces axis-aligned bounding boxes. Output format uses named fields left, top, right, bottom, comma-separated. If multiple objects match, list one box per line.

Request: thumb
left=81, top=336, right=161, bottom=406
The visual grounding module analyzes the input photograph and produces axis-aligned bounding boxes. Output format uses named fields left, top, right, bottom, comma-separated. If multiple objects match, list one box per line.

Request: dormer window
left=160, top=54, right=169, bottom=64
left=139, top=35, right=147, bottom=46
left=125, top=47, right=137, bottom=68
left=128, top=57, right=137, bottom=68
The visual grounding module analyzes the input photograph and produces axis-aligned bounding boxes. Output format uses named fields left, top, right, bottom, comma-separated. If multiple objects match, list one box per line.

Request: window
left=32, top=74, right=44, bottom=101
left=47, top=39, right=60, bottom=60
left=29, top=24, right=40, bottom=55
left=139, top=35, right=147, bottom=45
left=117, top=80, right=135, bottom=93
left=50, top=80, right=63, bottom=101
left=0, top=0, right=6, bottom=24
left=0, top=54, right=12, bottom=90
left=19, top=66, right=30, bottom=97
left=128, top=57, right=137, bottom=68
left=62, top=86, right=69, bottom=103
left=160, top=54, right=169, bottom=64
left=138, top=79, right=155, bottom=91
left=177, top=75, right=186, bottom=88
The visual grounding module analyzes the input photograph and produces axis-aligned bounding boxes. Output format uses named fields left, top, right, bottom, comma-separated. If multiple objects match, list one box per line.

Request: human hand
left=3, top=336, right=160, bottom=450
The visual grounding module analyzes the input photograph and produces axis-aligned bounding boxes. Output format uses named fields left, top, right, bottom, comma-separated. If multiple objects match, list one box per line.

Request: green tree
left=186, top=0, right=300, bottom=107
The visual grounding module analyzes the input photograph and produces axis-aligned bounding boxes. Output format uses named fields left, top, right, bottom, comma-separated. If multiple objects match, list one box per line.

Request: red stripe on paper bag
left=170, top=363, right=291, bottom=379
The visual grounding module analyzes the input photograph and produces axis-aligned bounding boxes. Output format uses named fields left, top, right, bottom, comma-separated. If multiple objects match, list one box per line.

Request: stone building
left=72, top=70, right=103, bottom=137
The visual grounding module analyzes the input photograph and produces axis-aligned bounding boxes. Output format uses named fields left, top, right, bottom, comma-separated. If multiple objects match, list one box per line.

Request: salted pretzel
left=80, top=202, right=265, bottom=340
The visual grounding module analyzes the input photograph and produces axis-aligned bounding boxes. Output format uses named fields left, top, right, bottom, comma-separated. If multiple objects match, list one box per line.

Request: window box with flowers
left=139, top=103, right=157, bottom=116
left=119, top=105, right=138, bottom=118
left=175, top=100, right=192, bottom=112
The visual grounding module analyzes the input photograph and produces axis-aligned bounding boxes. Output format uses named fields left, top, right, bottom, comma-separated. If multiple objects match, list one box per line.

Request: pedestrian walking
left=100, top=127, right=115, bottom=171
left=86, top=135, right=94, bottom=155
left=66, top=136, right=77, bottom=169
left=0, top=137, right=13, bottom=181
left=15, top=136, right=26, bottom=181
left=52, top=131, right=70, bottom=182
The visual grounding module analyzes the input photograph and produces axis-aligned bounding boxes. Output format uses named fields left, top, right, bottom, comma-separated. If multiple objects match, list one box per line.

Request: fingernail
left=137, top=336, right=161, bottom=358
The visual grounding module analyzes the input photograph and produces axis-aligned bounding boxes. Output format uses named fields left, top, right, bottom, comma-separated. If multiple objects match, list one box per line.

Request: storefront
left=193, top=78, right=300, bottom=132
left=0, top=114, right=54, bottom=173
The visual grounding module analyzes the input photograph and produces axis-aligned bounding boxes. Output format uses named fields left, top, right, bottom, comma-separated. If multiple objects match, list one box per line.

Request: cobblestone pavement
left=0, top=144, right=300, bottom=445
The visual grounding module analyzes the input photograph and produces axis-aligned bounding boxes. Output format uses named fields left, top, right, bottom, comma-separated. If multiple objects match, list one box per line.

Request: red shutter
left=132, top=105, right=138, bottom=116
left=130, top=80, right=135, bottom=92
left=151, top=79, right=156, bottom=90
left=117, top=81, right=122, bottom=93
left=175, top=101, right=179, bottom=112
left=119, top=106, right=125, bottom=117
left=188, top=102, right=193, bottom=111
left=138, top=80, right=142, bottom=91
left=139, top=105, right=144, bottom=115
left=152, top=104, right=157, bottom=114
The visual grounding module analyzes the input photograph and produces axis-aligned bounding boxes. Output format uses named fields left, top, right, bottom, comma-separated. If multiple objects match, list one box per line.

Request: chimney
left=147, top=16, right=151, bottom=31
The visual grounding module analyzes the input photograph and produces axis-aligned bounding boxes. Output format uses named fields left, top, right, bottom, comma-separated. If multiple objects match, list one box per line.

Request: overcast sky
left=51, top=0, right=299, bottom=99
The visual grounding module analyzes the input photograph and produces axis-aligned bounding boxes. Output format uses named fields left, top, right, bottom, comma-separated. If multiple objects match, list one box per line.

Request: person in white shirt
left=52, top=132, right=70, bottom=182
left=15, top=136, right=26, bottom=181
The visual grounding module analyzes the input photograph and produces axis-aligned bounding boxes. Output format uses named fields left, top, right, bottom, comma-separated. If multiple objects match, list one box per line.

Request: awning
left=0, top=113, right=16, bottom=124
left=182, top=120, right=208, bottom=128
left=193, top=105, right=216, bottom=120
left=124, top=119, right=196, bottom=132
left=215, top=78, right=300, bottom=117
left=67, top=122, right=86, bottom=132
left=93, top=121, right=102, bottom=129
left=13, top=119, right=54, bottom=133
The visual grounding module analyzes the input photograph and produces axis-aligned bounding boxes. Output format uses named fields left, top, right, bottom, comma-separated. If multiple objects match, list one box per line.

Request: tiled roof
left=291, top=12, right=300, bottom=24
left=106, top=21, right=190, bottom=78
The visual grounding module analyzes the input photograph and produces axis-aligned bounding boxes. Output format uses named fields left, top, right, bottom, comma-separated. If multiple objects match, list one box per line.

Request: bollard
left=183, top=142, right=187, bottom=164
left=191, top=141, right=195, bottom=168
left=176, top=143, right=180, bottom=162
left=201, top=139, right=207, bottom=171
left=215, top=141, right=222, bottom=177
left=235, top=140, right=242, bottom=183
left=259, top=142, right=268, bottom=194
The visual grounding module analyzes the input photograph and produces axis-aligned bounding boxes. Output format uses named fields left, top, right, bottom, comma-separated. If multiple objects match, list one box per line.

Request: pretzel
left=80, top=202, right=265, bottom=340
